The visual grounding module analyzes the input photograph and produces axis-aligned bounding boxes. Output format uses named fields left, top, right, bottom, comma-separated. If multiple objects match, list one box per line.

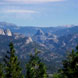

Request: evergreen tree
left=0, top=63, right=5, bottom=78
left=53, top=46, right=78, bottom=78
left=26, top=49, right=47, bottom=78
left=62, top=49, right=78, bottom=78
left=4, top=42, right=23, bottom=78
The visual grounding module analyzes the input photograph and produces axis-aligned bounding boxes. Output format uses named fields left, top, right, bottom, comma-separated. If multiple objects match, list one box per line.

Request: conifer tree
left=4, top=42, right=23, bottom=78
left=26, top=49, right=47, bottom=78
left=53, top=46, right=78, bottom=78
left=0, top=63, right=5, bottom=78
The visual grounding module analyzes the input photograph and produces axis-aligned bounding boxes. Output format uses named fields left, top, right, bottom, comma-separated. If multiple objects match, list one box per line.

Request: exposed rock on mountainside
left=35, top=29, right=45, bottom=36
left=33, top=29, right=78, bottom=55
left=14, top=33, right=26, bottom=39
left=25, top=37, right=33, bottom=44
left=0, top=28, right=12, bottom=36
left=0, top=29, right=5, bottom=35
left=33, top=29, right=46, bottom=43
left=33, top=29, right=58, bottom=44
left=5, top=29, right=12, bottom=36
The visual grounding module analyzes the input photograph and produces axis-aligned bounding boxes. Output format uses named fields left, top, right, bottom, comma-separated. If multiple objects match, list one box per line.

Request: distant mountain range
left=0, top=22, right=78, bottom=73
left=0, top=22, right=78, bottom=36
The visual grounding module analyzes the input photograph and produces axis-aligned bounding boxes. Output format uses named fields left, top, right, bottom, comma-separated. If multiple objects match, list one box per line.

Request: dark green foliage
left=0, top=64, right=5, bottom=78
left=53, top=73, right=63, bottom=78
left=26, top=49, right=47, bottom=78
left=4, top=42, right=23, bottom=78
left=53, top=46, right=78, bottom=78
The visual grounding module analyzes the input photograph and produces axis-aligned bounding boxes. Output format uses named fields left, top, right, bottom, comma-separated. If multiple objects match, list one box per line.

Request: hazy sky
left=0, top=0, right=78, bottom=27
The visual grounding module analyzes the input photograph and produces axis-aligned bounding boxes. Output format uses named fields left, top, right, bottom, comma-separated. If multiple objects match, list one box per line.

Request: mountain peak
left=35, top=29, right=44, bottom=35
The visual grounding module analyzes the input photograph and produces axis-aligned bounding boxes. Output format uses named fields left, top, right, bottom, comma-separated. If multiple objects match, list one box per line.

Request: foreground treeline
left=0, top=43, right=78, bottom=78
left=0, top=43, right=47, bottom=78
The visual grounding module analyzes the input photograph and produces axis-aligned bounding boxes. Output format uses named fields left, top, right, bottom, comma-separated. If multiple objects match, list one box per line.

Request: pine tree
left=4, top=42, right=23, bottom=78
left=26, top=49, right=47, bottom=78
left=0, top=63, right=5, bottom=78
left=61, top=49, right=78, bottom=78
left=53, top=46, right=78, bottom=78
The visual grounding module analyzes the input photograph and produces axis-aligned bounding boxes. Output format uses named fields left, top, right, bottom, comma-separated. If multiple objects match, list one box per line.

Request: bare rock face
left=14, top=33, right=26, bottom=39
left=5, top=29, right=12, bottom=36
left=0, top=29, right=5, bottom=35
left=35, top=29, right=44, bottom=35
left=25, top=37, right=33, bottom=44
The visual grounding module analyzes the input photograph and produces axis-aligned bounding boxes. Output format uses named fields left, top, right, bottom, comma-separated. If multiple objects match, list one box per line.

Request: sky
left=0, top=0, right=78, bottom=27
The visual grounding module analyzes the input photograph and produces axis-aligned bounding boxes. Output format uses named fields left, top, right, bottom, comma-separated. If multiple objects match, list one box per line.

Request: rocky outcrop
left=25, top=37, right=33, bottom=44
left=0, top=28, right=12, bottom=36
left=14, top=33, right=26, bottom=39
left=33, top=30, right=58, bottom=44
left=5, top=29, right=12, bottom=36
left=35, top=29, right=45, bottom=36
left=0, top=29, right=5, bottom=35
